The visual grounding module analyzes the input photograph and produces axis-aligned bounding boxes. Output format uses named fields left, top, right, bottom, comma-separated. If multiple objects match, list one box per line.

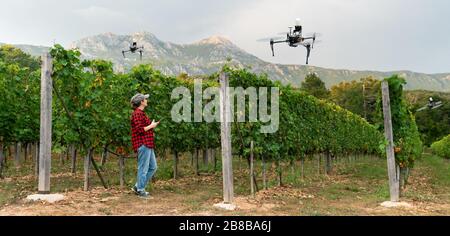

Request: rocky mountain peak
left=195, top=35, right=233, bottom=46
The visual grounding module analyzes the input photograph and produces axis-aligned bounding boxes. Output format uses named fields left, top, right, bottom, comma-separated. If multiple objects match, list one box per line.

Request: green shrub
left=431, top=134, right=450, bottom=159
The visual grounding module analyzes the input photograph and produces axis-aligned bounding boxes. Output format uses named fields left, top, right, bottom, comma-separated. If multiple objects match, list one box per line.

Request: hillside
left=3, top=32, right=450, bottom=92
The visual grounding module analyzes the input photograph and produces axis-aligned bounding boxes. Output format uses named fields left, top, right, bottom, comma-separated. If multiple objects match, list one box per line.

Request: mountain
left=3, top=43, right=50, bottom=57
left=3, top=32, right=450, bottom=92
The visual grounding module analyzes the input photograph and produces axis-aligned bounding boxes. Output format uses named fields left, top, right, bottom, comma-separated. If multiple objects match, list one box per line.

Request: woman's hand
left=145, top=120, right=160, bottom=131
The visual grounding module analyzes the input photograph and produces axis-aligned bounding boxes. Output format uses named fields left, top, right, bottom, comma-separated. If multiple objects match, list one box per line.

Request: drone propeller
left=416, top=106, right=427, bottom=112
left=257, top=36, right=284, bottom=42
left=303, top=32, right=322, bottom=37
left=416, top=100, right=443, bottom=112
left=432, top=101, right=443, bottom=109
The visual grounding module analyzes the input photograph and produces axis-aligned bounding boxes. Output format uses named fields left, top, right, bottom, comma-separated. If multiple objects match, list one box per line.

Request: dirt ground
left=1, top=154, right=449, bottom=216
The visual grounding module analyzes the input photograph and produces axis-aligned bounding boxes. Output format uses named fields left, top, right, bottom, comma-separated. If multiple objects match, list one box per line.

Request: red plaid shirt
left=130, top=108, right=155, bottom=152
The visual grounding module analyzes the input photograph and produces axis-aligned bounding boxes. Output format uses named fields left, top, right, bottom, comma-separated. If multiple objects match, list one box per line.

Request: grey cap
left=130, top=93, right=149, bottom=106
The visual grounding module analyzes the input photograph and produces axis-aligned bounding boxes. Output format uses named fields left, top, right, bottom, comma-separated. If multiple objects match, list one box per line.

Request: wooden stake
left=14, top=142, right=20, bottom=167
left=317, top=153, right=321, bottom=175
left=301, top=156, right=305, bottom=181
left=38, top=53, right=52, bottom=194
left=381, top=80, right=400, bottom=202
left=195, top=148, right=199, bottom=176
left=250, top=141, right=255, bottom=197
left=262, top=156, right=267, bottom=190
left=173, top=151, right=178, bottom=179
left=59, top=152, right=64, bottom=165
left=203, top=148, right=208, bottom=167
left=213, top=148, right=217, bottom=171
left=84, top=148, right=92, bottom=191
left=119, top=156, right=125, bottom=188
left=24, top=143, right=28, bottom=163
left=65, top=146, right=70, bottom=161
left=31, top=142, right=36, bottom=166
left=0, top=142, right=4, bottom=178
left=277, top=160, right=282, bottom=187
left=220, top=72, right=234, bottom=204
left=71, top=145, right=77, bottom=174
left=35, top=142, right=39, bottom=177
left=325, top=152, right=332, bottom=175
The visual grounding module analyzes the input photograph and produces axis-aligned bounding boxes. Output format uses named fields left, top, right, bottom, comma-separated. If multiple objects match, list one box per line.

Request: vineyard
left=1, top=44, right=449, bottom=216
left=431, top=135, right=450, bottom=159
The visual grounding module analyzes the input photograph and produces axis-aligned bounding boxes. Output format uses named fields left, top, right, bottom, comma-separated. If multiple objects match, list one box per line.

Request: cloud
left=74, top=6, right=124, bottom=20
left=0, top=0, right=449, bottom=73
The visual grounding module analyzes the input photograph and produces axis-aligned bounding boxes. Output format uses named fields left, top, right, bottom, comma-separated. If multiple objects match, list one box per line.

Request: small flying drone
left=416, top=97, right=443, bottom=112
left=257, top=19, right=319, bottom=65
left=122, top=42, right=144, bottom=60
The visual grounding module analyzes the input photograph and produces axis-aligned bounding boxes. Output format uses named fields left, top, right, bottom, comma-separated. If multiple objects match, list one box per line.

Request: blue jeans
left=135, top=145, right=157, bottom=192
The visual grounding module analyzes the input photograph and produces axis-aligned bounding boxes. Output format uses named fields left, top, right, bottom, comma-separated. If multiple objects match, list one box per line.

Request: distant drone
left=122, top=42, right=144, bottom=60
left=257, top=19, right=319, bottom=64
left=416, top=97, right=443, bottom=112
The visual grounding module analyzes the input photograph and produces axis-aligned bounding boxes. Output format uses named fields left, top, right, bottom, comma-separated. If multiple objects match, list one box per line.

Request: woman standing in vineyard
left=130, top=93, right=160, bottom=199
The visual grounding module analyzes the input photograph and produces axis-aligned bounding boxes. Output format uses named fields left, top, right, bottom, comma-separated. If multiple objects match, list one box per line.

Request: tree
left=330, top=77, right=380, bottom=123
left=300, top=73, right=330, bottom=99
left=0, top=45, right=40, bottom=158
left=405, top=91, right=450, bottom=146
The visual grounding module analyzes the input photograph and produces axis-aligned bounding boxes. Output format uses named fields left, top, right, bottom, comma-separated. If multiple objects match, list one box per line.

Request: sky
left=1, top=0, right=449, bottom=74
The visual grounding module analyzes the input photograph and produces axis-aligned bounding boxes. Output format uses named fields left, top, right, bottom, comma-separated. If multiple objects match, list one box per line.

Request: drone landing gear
left=270, top=40, right=275, bottom=56
left=305, top=44, right=311, bottom=65
left=121, top=49, right=144, bottom=60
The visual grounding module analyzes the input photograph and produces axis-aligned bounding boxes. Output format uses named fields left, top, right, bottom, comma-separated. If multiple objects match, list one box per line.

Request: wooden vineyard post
left=250, top=141, right=255, bottom=197
left=24, top=143, right=28, bottom=163
left=301, top=156, right=305, bottom=181
left=317, top=154, right=321, bottom=175
left=173, top=151, right=178, bottom=180
left=35, top=142, right=39, bottom=176
left=219, top=71, right=234, bottom=204
left=38, top=53, right=52, bottom=194
left=262, top=156, right=267, bottom=190
left=71, top=145, right=77, bottom=174
left=203, top=148, right=208, bottom=166
left=119, top=156, right=125, bottom=188
left=195, top=149, right=199, bottom=176
left=31, top=143, right=36, bottom=168
left=212, top=149, right=217, bottom=171
left=381, top=81, right=400, bottom=202
left=325, top=152, right=332, bottom=175
left=84, top=148, right=93, bottom=191
left=14, top=142, right=20, bottom=167
left=0, top=142, right=4, bottom=179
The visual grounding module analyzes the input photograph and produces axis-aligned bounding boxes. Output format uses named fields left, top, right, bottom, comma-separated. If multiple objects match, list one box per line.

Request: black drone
left=258, top=19, right=318, bottom=64
left=122, top=42, right=144, bottom=60
left=416, top=97, right=443, bottom=112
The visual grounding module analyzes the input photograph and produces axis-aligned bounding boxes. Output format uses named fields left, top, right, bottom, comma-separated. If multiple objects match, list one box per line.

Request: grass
left=424, top=154, right=450, bottom=187
left=1, top=151, right=450, bottom=215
